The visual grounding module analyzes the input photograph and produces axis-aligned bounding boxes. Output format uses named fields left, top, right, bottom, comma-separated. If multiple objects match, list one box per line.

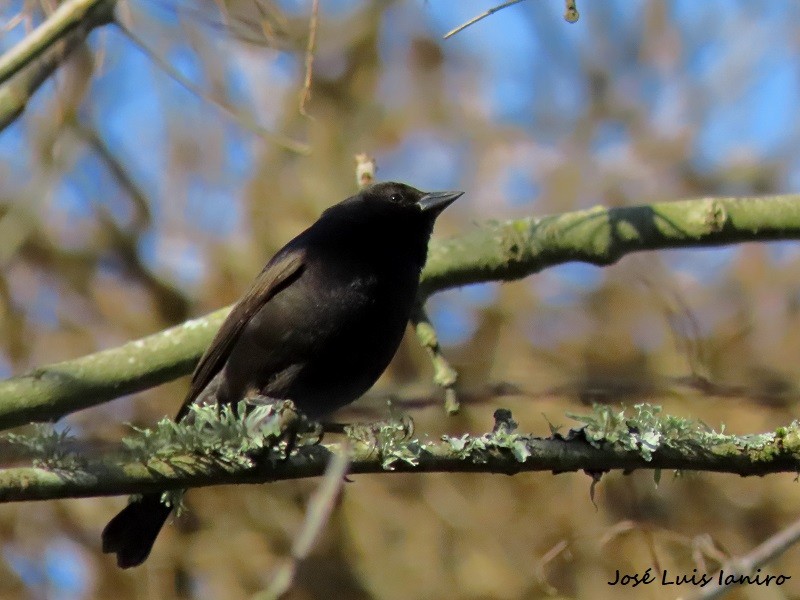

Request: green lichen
left=567, top=403, right=800, bottom=465
left=567, top=403, right=699, bottom=461
left=3, top=423, right=84, bottom=469
left=1, top=398, right=313, bottom=473
left=345, top=416, right=424, bottom=470
left=442, top=409, right=532, bottom=464
left=775, top=421, right=800, bottom=453
left=121, top=399, right=310, bottom=469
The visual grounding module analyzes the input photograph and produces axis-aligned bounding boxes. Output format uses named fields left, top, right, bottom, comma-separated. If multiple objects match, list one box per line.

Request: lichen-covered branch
left=418, top=194, right=800, bottom=297
left=0, top=405, right=798, bottom=503
left=0, top=309, right=229, bottom=429
left=1, top=194, right=800, bottom=429
left=411, top=304, right=460, bottom=414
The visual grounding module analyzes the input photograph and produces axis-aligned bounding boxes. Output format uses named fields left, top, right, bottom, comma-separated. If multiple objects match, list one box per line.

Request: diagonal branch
left=257, top=447, right=350, bottom=600
left=1, top=194, right=800, bottom=429
left=114, top=23, right=311, bottom=154
left=0, top=0, right=114, bottom=86
left=695, top=517, right=800, bottom=599
left=0, top=28, right=84, bottom=131
left=0, top=308, right=230, bottom=429
left=443, top=0, right=528, bottom=40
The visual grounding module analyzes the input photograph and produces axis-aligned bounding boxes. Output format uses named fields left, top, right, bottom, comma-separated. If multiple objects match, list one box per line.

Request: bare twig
left=72, top=123, right=151, bottom=229
left=535, top=540, right=569, bottom=595
left=693, top=517, right=800, bottom=599
left=443, top=0, right=528, bottom=39
left=298, top=0, right=319, bottom=117
left=114, top=23, right=311, bottom=155
left=3, top=3, right=35, bottom=34
left=564, top=0, right=579, bottom=23
left=255, top=447, right=350, bottom=600
left=354, top=152, right=376, bottom=189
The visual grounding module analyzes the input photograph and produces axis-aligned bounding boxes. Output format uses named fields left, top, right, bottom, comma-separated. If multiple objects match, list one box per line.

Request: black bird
left=102, top=181, right=462, bottom=568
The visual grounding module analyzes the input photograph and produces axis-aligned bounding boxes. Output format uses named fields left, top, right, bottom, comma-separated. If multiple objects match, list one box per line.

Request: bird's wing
left=176, top=249, right=306, bottom=420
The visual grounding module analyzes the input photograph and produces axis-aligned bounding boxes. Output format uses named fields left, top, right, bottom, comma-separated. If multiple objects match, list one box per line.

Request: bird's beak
left=417, top=190, right=464, bottom=213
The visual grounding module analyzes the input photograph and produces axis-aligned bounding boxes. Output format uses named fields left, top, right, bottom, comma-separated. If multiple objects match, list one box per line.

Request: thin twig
left=443, top=0, right=528, bottom=39
left=298, top=0, right=318, bottom=117
left=255, top=447, right=350, bottom=600
left=3, top=3, right=34, bottom=34
left=535, top=540, right=568, bottom=595
left=115, top=23, right=311, bottom=155
left=564, top=0, right=579, bottom=23
left=411, top=304, right=460, bottom=414
left=693, top=517, right=800, bottom=600
left=72, top=122, right=152, bottom=228
left=354, top=152, right=376, bottom=189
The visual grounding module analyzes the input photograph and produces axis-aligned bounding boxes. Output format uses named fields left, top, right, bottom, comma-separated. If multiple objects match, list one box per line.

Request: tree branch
left=443, top=0, right=528, bottom=40
left=0, top=405, right=798, bottom=503
left=695, top=517, right=800, bottom=599
left=0, top=0, right=114, bottom=87
left=0, top=309, right=229, bottom=429
left=1, top=194, right=799, bottom=429
left=411, top=304, right=460, bottom=414
left=418, top=194, right=800, bottom=297
left=0, top=28, right=83, bottom=132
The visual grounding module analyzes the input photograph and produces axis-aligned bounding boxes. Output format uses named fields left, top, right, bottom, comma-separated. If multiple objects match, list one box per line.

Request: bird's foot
left=338, top=415, right=418, bottom=467
left=242, top=396, right=322, bottom=461
left=342, top=414, right=415, bottom=445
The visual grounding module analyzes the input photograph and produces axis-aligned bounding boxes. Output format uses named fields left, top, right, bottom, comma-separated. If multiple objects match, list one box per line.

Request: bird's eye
left=390, top=193, right=402, bottom=203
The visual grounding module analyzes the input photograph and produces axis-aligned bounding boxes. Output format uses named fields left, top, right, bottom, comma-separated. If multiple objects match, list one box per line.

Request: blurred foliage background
left=2, top=0, right=800, bottom=598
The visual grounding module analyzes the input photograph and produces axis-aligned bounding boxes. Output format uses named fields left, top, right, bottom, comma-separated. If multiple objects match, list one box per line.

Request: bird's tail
left=102, top=493, right=173, bottom=568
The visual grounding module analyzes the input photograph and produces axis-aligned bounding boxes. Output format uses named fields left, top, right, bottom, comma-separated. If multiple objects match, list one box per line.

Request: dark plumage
left=102, top=181, right=462, bottom=568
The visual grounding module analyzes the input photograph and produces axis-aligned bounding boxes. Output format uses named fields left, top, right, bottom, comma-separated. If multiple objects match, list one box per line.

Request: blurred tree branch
left=0, top=404, right=798, bottom=503
left=257, top=446, right=350, bottom=600
left=0, top=0, right=114, bottom=86
left=114, top=23, right=311, bottom=154
left=0, top=0, right=312, bottom=151
left=695, top=516, right=800, bottom=599
left=1, top=193, right=800, bottom=429
left=68, top=122, right=192, bottom=322
left=0, top=27, right=87, bottom=131
left=0, top=0, right=114, bottom=131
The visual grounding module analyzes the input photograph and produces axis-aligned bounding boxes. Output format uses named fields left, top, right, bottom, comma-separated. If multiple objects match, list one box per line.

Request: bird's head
left=314, top=181, right=463, bottom=268
left=360, top=182, right=463, bottom=220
